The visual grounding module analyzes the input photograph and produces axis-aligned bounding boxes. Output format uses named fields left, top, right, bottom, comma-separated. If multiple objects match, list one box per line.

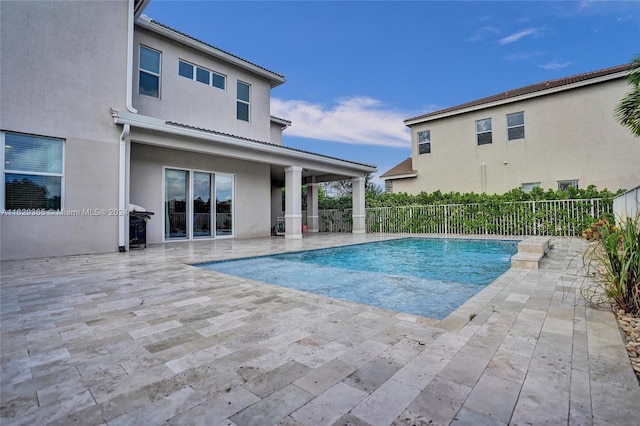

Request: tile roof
left=164, top=121, right=376, bottom=169
left=141, top=17, right=285, bottom=81
left=380, top=157, right=415, bottom=178
left=405, top=64, right=629, bottom=124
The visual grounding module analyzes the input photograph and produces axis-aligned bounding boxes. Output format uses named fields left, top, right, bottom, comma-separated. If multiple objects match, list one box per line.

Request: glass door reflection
left=165, top=169, right=188, bottom=239
left=193, top=172, right=212, bottom=237
left=215, top=175, right=233, bottom=236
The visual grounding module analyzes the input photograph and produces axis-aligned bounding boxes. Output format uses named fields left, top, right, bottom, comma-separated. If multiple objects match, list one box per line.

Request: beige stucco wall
left=270, top=122, right=285, bottom=145
left=133, top=27, right=274, bottom=143
left=395, top=78, right=640, bottom=195
left=130, top=143, right=272, bottom=244
left=0, top=0, right=128, bottom=260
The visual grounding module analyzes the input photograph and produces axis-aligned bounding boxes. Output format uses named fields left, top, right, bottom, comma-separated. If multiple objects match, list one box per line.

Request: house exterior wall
left=395, top=77, right=640, bottom=195
left=0, top=0, right=129, bottom=260
left=130, top=142, right=272, bottom=243
left=270, top=122, right=285, bottom=145
left=132, top=27, right=274, bottom=143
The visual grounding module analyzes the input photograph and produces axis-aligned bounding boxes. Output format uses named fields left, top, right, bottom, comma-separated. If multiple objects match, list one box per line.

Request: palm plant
left=615, top=55, right=640, bottom=137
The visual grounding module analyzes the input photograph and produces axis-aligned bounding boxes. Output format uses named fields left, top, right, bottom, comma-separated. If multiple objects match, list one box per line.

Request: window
left=418, top=130, right=431, bottom=154
left=2, top=132, right=64, bottom=211
left=558, top=180, right=579, bottom=190
left=196, top=67, right=210, bottom=85
left=212, top=73, right=225, bottom=90
left=178, top=60, right=226, bottom=90
left=164, top=168, right=234, bottom=240
left=521, top=182, right=540, bottom=193
left=507, top=112, right=525, bottom=140
left=139, top=46, right=161, bottom=97
left=237, top=81, right=250, bottom=121
left=476, top=118, right=492, bottom=145
left=178, top=61, right=193, bottom=79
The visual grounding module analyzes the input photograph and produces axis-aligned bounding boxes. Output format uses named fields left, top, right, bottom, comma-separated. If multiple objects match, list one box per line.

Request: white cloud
left=498, top=28, right=539, bottom=45
left=538, top=61, right=572, bottom=70
left=466, top=26, right=500, bottom=43
left=271, top=96, right=412, bottom=148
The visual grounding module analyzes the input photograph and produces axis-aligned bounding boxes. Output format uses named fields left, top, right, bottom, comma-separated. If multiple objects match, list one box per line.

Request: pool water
left=198, top=238, right=519, bottom=319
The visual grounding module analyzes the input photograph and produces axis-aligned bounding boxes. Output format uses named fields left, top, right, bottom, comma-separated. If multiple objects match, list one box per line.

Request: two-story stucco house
left=0, top=0, right=375, bottom=261
left=381, top=65, right=639, bottom=195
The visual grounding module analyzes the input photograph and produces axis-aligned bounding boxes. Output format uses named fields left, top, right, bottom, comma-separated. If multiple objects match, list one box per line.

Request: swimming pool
left=198, top=238, right=519, bottom=319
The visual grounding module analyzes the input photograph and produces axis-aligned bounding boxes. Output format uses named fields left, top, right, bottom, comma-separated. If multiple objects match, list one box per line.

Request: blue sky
left=144, top=0, right=640, bottom=187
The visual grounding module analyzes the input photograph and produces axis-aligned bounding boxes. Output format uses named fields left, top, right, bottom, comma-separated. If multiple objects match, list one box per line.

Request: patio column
left=284, top=166, right=302, bottom=239
left=306, top=181, right=319, bottom=233
left=352, top=176, right=366, bottom=234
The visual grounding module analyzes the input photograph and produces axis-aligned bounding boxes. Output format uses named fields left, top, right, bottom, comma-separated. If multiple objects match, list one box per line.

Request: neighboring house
left=0, top=0, right=375, bottom=261
left=382, top=65, right=640, bottom=195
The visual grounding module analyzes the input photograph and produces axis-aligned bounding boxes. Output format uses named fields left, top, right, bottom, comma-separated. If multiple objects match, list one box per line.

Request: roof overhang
left=133, top=0, right=150, bottom=19
left=381, top=172, right=418, bottom=181
left=270, top=116, right=292, bottom=129
left=111, top=109, right=376, bottom=179
left=404, top=70, right=628, bottom=126
left=135, top=16, right=286, bottom=88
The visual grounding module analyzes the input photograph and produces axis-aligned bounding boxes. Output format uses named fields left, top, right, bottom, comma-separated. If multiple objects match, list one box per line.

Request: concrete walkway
left=1, top=234, right=638, bottom=425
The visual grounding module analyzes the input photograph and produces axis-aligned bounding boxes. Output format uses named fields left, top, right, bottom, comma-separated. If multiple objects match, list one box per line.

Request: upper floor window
left=237, top=81, right=250, bottom=121
left=2, top=132, right=64, bottom=211
left=139, top=46, right=161, bottom=97
left=179, top=60, right=226, bottom=90
left=507, top=112, right=525, bottom=140
left=476, top=118, right=492, bottom=145
left=418, top=130, right=431, bottom=154
left=558, top=180, right=579, bottom=190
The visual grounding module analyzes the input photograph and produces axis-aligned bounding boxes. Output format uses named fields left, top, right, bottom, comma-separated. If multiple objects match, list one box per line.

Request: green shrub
left=585, top=216, right=640, bottom=314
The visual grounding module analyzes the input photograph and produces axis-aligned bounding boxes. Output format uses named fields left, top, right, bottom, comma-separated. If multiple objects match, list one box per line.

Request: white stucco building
left=0, top=0, right=375, bottom=260
left=382, top=65, right=640, bottom=195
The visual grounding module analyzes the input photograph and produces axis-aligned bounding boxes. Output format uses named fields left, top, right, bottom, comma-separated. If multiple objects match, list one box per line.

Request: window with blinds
left=2, top=132, right=64, bottom=210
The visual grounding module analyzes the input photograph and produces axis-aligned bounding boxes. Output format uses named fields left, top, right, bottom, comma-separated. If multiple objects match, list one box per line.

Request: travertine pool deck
left=1, top=234, right=639, bottom=425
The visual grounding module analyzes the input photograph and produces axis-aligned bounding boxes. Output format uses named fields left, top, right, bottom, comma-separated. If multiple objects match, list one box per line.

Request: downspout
left=119, top=124, right=130, bottom=252
left=126, top=0, right=137, bottom=114
left=119, top=0, right=137, bottom=252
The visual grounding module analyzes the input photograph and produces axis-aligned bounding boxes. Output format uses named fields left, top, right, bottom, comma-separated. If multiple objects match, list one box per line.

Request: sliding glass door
left=164, top=168, right=234, bottom=240
left=165, top=169, right=188, bottom=239
left=215, top=174, right=233, bottom=236
left=193, top=172, right=212, bottom=238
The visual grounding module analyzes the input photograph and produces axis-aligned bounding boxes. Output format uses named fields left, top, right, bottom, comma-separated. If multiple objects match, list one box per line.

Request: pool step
left=511, top=237, right=551, bottom=270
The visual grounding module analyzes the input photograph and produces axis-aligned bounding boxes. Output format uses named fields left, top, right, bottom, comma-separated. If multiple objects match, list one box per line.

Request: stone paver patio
left=1, top=234, right=639, bottom=425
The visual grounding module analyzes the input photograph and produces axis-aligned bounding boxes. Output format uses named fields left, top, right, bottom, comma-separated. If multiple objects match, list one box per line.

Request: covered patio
left=113, top=109, right=376, bottom=247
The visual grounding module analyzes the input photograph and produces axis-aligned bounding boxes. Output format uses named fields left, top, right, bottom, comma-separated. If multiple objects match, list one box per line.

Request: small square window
left=139, top=73, right=159, bottom=97
left=237, top=81, right=250, bottom=102
left=178, top=61, right=193, bottom=79
left=140, top=46, right=160, bottom=74
left=558, top=180, right=579, bottom=190
left=196, top=67, right=210, bottom=85
left=237, top=102, right=249, bottom=122
left=521, top=182, right=540, bottom=193
left=212, top=72, right=225, bottom=90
